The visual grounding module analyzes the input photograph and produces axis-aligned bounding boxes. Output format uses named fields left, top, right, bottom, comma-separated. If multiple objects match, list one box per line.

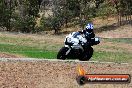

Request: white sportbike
left=57, top=32, right=100, bottom=61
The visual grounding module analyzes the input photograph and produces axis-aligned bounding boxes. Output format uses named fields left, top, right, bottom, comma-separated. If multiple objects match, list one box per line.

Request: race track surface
left=0, top=58, right=132, bottom=88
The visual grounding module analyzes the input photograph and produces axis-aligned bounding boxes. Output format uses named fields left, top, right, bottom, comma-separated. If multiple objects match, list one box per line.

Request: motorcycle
left=57, top=33, right=100, bottom=61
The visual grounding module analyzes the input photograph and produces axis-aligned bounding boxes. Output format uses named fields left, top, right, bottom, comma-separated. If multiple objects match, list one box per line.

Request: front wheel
left=57, top=47, right=69, bottom=60
left=79, top=47, right=93, bottom=61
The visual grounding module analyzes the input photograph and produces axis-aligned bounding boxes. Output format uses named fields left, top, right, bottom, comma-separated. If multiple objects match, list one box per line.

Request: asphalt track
left=0, top=58, right=131, bottom=88
left=0, top=58, right=129, bottom=64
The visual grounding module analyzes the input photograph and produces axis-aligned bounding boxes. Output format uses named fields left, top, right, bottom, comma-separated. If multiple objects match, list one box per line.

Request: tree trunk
left=17, top=0, right=26, bottom=18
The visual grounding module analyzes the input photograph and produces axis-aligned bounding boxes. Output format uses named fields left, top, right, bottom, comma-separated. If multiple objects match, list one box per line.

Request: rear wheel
left=57, top=47, right=69, bottom=60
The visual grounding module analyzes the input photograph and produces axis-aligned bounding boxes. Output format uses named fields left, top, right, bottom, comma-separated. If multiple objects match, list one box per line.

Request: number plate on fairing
left=95, top=37, right=100, bottom=42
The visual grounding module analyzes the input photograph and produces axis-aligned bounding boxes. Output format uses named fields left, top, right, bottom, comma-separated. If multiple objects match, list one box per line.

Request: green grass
left=92, top=51, right=132, bottom=63
left=0, top=43, right=57, bottom=59
left=0, top=35, right=131, bottom=63
left=92, top=38, right=132, bottom=63
left=0, top=43, right=131, bottom=63
left=15, top=51, right=57, bottom=59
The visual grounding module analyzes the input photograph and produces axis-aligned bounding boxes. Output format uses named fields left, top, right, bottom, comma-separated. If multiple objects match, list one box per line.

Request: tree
left=28, top=0, right=39, bottom=17
left=0, top=0, right=15, bottom=31
left=40, top=0, right=65, bottom=34
left=109, top=0, right=132, bottom=25
left=14, top=0, right=39, bottom=33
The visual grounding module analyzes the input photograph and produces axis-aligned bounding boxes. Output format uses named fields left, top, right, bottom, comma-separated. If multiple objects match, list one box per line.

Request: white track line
left=0, top=58, right=129, bottom=65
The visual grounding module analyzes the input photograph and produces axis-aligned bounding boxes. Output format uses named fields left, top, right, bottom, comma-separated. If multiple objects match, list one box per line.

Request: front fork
left=65, top=45, right=71, bottom=55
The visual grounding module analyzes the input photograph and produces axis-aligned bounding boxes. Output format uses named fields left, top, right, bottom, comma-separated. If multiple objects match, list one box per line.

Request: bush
left=96, top=2, right=116, bottom=17
left=13, top=15, right=36, bottom=33
left=40, top=16, right=63, bottom=33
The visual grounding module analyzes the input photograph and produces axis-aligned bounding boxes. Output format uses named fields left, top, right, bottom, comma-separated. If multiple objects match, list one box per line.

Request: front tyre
left=79, top=47, right=93, bottom=61
left=57, top=47, right=69, bottom=60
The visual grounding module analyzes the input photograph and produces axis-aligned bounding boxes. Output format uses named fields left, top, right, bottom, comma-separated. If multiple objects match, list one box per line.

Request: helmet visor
left=86, top=29, right=93, bottom=32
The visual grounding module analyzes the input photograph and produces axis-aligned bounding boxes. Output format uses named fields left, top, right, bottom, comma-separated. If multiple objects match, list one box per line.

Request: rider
left=65, top=23, right=95, bottom=46
left=79, top=23, right=95, bottom=39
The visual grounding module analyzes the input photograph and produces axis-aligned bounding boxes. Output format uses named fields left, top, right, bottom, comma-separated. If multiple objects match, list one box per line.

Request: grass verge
left=92, top=51, right=132, bottom=63
left=0, top=33, right=131, bottom=63
left=104, top=38, right=132, bottom=44
left=0, top=43, right=57, bottom=59
left=0, top=43, right=131, bottom=63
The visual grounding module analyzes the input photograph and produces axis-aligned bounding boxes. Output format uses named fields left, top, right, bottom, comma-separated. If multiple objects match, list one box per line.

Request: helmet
left=85, top=23, right=94, bottom=32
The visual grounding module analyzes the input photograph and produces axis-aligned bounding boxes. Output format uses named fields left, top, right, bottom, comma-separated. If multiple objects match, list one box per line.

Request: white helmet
left=85, top=23, right=94, bottom=32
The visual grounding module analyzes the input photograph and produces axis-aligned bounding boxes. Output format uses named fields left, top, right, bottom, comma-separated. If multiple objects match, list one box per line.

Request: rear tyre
left=79, top=47, right=93, bottom=61
left=57, top=47, right=69, bottom=60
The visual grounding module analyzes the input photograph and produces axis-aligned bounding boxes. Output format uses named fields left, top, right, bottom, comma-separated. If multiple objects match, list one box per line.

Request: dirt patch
left=0, top=32, right=65, bottom=45
left=97, top=25, right=132, bottom=38
left=94, top=40, right=132, bottom=53
left=0, top=59, right=132, bottom=88
left=0, top=52, right=23, bottom=58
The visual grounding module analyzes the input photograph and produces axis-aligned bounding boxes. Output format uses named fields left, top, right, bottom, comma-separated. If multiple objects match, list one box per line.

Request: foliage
left=28, top=0, right=40, bottom=17
left=0, top=0, right=15, bottom=31
left=0, top=0, right=131, bottom=33
left=0, top=0, right=39, bottom=33
left=96, top=1, right=116, bottom=17
left=15, top=0, right=39, bottom=33
left=13, top=15, right=36, bottom=33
